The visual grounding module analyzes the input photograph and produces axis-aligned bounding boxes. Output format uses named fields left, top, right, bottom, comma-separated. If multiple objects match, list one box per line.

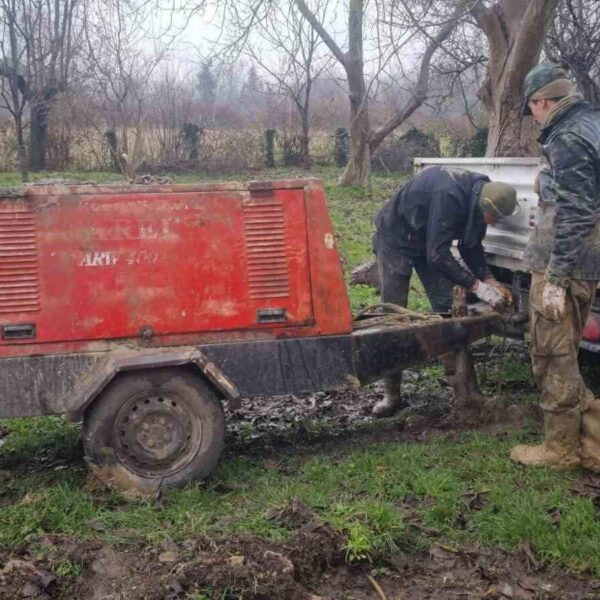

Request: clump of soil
left=0, top=500, right=342, bottom=600
left=3, top=497, right=600, bottom=600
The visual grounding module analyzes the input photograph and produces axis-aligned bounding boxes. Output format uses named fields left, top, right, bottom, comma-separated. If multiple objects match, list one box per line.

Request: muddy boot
left=444, top=348, right=500, bottom=424
left=581, top=400, right=600, bottom=472
left=510, top=411, right=581, bottom=470
left=373, top=372, right=408, bottom=417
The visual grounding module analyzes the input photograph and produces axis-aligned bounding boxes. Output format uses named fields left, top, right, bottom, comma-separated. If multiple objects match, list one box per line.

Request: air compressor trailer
left=0, top=179, right=497, bottom=489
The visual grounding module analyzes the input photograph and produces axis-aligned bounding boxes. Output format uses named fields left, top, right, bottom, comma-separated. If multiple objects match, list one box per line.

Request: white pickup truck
left=414, top=157, right=600, bottom=352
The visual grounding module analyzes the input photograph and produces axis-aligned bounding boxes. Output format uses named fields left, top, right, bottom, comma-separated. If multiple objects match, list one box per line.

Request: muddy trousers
left=376, top=250, right=483, bottom=408
left=529, top=272, right=600, bottom=469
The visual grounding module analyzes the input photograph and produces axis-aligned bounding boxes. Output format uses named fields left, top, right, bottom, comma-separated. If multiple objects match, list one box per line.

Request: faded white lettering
left=80, top=251, right=120, bottom=267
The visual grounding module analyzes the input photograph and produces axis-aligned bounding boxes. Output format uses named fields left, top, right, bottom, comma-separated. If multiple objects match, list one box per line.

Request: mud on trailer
left=0, top=180, right=498, bottom=490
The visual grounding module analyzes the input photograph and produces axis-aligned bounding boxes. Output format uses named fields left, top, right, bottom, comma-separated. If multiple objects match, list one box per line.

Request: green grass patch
left=2, top=426, right=600, bottom=574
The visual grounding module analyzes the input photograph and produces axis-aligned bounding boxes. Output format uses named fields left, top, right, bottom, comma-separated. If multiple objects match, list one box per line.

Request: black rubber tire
left=82, top=367, right=225, bottom=489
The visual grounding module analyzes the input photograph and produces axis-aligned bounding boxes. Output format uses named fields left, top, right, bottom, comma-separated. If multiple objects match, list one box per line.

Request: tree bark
left=338, top=0, right=370, bottom=186
left=472, top=0, right=560, bottom=157
left=339, top=60, right=371, bottom=186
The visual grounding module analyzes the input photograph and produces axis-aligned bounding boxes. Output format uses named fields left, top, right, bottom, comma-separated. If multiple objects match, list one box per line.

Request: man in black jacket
left=371, top=165, right=517, bottom=417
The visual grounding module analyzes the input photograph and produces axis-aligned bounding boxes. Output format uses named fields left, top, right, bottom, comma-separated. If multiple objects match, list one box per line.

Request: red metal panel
left=0, top=179, right=352, bottom=356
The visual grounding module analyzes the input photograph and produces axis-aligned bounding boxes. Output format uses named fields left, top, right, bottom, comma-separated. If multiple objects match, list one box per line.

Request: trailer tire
left=82, top=367, right=225, bottom=490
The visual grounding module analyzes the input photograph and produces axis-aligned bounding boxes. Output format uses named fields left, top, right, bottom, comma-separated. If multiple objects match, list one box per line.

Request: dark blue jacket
left=373, top=166, right=492, bottom=288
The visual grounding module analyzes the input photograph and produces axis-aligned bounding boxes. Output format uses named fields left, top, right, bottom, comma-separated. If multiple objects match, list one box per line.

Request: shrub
left=181, top=123, right=202, bottom=160
left=371, top=128, right=440, bottom=172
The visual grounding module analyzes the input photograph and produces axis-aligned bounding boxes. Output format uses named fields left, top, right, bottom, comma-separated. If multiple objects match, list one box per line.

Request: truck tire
left=82, top=367, right=225, bottom=490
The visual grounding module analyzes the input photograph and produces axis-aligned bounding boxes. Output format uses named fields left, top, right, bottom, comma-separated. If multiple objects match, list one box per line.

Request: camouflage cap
left=522, top=62, right=570, bottom=116
left=479, top=182, right=518, bottom=220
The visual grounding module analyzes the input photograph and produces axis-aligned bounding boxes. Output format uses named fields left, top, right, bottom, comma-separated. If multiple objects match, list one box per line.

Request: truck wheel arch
left=66, top=347, right=240, bottom=422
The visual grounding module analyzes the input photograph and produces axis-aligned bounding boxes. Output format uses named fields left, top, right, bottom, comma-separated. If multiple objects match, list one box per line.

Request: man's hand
left=541, top=282, right=567, bottom=321
left=471, top=280, right=505, bottom=311
left=484, top=278, right=513, bottom=306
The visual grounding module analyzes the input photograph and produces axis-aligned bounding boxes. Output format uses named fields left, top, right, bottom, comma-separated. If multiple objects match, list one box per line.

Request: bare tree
left=81, top=0, right=172, bottom=170
left=213, top=0, right=462, bottom=185
left=293, top=0, right=463, bottom=186
left=546, top=0, right=600, bottom=107
left=0, top=0, right=28, bottom=180
left=236, top=1, right=332, bottom=168
left=468, top=0, right=560, bottom=157
left=0, top=0, right=80, bottom=174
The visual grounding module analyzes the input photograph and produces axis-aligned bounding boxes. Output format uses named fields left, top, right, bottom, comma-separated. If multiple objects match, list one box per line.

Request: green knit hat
left=522, top=62, right=570, bottom=116
left=479, top=182, right=518, bottom=220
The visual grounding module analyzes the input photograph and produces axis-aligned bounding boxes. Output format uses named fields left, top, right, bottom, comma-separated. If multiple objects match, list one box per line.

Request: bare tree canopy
left=0, top=0, right=81, bottom=175
left=229, top=0, right=332, bottom=169
left=546, top=0, right=600, bottom=107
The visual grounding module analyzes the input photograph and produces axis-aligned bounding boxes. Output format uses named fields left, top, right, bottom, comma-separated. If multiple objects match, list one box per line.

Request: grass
left=1, top=165, right=594, bottom=581
left=2, top=419, right=600, bottom=575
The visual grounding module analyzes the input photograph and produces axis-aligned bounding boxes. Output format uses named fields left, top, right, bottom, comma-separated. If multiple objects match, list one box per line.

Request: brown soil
left=2, top=502, right=599, bottom=600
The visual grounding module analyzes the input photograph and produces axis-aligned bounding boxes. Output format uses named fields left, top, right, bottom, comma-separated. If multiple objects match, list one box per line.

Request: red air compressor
left=0, top=179, right=496, bottom=489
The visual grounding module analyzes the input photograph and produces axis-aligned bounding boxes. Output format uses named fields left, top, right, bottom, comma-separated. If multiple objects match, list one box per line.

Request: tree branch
left=293, top=0, right=346, bottom=67
left=370, top=6, right=460, bottom=151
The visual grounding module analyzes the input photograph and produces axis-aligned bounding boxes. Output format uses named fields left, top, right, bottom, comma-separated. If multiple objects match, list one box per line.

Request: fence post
left=265, top=128, right=276, bottom=168
left=334, top=127, right=349, bottom=167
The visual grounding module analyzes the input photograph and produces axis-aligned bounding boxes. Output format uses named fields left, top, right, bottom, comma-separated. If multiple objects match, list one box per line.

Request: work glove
left=484, top=278, right=513, bottom=306
left=541, top=282, right=567, bottom=321
left=471, top=280, right=505, bottom=311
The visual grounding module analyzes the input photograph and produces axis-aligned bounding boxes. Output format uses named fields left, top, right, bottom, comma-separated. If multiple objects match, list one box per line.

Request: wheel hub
left=113, top=390, right=201, bottom=476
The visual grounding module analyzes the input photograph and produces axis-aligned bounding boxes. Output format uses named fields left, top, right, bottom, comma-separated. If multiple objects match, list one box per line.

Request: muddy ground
left=3, top=341, right=600, bottom=599
left=2, top=497, right=600, bottom=599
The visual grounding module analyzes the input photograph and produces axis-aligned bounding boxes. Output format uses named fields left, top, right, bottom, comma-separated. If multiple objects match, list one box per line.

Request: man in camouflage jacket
left=511, top=62, right=600, bottom=471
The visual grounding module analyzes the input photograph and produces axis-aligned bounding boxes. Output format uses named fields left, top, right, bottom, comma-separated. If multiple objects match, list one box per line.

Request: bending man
left=371, top=165, right=517, bottom=417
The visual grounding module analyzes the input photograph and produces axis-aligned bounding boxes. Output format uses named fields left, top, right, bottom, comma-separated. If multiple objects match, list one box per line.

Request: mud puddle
left=223, top=339, right=539, bottom=461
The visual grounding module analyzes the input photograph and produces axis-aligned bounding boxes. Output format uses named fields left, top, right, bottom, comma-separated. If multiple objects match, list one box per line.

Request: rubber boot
left=581, top=400, right=600, bottom=473
left=510, top=411, right=581, bottom=470
left=373, top=371, right=408, bottom=417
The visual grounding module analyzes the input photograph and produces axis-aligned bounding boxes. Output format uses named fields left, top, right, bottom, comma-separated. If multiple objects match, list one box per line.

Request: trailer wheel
left=82, top=368, right=225, bottom=489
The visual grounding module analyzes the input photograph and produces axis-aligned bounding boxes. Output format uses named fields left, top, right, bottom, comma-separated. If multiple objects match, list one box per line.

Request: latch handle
left=2, top=323, right=36, bottom=340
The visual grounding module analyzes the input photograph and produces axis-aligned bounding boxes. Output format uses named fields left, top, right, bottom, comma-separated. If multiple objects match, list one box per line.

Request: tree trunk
left=338, top=0, right=370, bottom=187
left=299, top=109, right=311, bottom=169
left=338, top=93, right=371, bottom=186
left=479, top=73, right=539, bottom=156
left=575, top=70, right=600, bottom=107
left=473, top=0, right=561, bottom=157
